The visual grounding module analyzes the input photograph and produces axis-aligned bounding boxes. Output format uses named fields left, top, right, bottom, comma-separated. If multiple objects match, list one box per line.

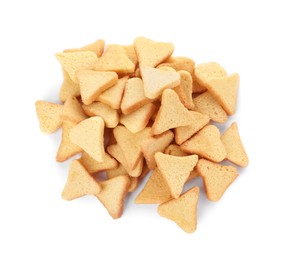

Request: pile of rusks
left=35, top=37, right=248, bottom=233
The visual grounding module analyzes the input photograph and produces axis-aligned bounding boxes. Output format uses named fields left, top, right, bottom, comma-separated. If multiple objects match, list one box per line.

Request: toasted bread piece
left=82, top=102, right=119, bottom=128
left=122, top=45, right=138, bottom=65
left=96, top=175, right=130, bottom=219
left=157, top=56, right=195, bottom=75
left=77, top=70, right=118, bottom=105
left=141, top=130, right=174, bottom=169
left=70, top=116, right=105, bottom=162
left=164, top=144, right=189, bottom=156
left=79, top=151, right=118, bottom=174
left=55, top=51, right=98, bottom=83
left=140, top=65, right=180, bottom=99
left=134, top=37, right=174, bottom=67
left=205, top=73, right=239, bottom=115
left=193, top=91, right=227, bottom=123
left=35, top=100, right=62, bottom=134
left=151, top=89, right=195, bottom=135
left=120, top=103, right=156, bottom=133
left=181, top=125, right=226, bottom=162
left=221, top=122, right=248, bottom=167
left=98, top=76, right=128, bottom=110
left=64, top=39, right=105, bottom=57
left=59, top=69, right=80, bottom=102
left=155, top=152, right=198, bottom=198
left=56, top=121, right=82, bottom=162
left=158, top=187, right=199, bottom=233
left=196, top=159, right=238, bottom=201
left=62, top=160, right=101, bottom=200
left=120, top=77, right=151, bottom=114
left=94, top=44, right=135, bottom=74
left=113, top=126, right=151, bottom=170
left=174, top=111, right=210, bottom=145
left=135, top=168, right=171, bottom=204
left=60, top=96, right=87, bottom=123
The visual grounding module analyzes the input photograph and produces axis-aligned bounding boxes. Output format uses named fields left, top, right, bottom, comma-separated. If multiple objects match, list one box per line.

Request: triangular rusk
left=140, top=65, right=180, bottom=99
left=55, top=51, right=98, bottom=83
left=113, top=126, right=151, bottom=170
left=134, top=37, right=174, bottom=67
left=122, top=45, right=138, bottom=65
left=194, top=62, right=227, bottom=86
left=120, top=77, right=151, bottom=115
left=193, top=91, right=227, bottom=123
left=61, top=160, right=101, bottom=200
left=221, top=122, right=248, bottom=167
left=174, top=70, right=194, bottom=109
left=181, top=125, right=226, bottom=162
left=64, top=39, right=105, bottom=57
left=59, top=69, right=80, bottom=102
left=106, top=164, right=127, bottom=179
left=141, top=130, right=174, bottom=170
left=60, top=96, right=87, bottom=123
left=35, top=100, right=62, bottom=134
left=135, top=168, right=171, bottom=204
left=158, top=187, right=199, bottom=233
left=196, top=159, right=238, bottom=202
left=120, top=103, right=156, bottom=133
left=98, top=76, right=128, bottom=109
left=96, top=175, right=130, bottom=219
left=79, top=151, right=118, bottom=174
left=107, top=144, right=144, bottom=177
left=56, top=121, right=82, bottom=162
left=157, top=56, right=195, bottom=75
left=94, top=44, right=135, bottom=74
left=151, top=89, right=194, bottom=135
left=174, top=111, right=210, bottom=145
left=76, top=70, right=118, bottom=105
left=155, top=152, right=198, bottom=198
left=82, top=102, right=119, bottom=128
left=205, top=73, right=239, bottom=115
left=69, top=116, right=105, bottom=162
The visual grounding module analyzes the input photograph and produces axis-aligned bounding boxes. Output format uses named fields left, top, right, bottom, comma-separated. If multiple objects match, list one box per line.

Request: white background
left=0, top=0, right=288, bottom=259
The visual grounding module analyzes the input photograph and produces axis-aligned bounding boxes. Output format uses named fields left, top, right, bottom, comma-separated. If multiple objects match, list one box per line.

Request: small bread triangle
left=60, top=96, right=87, bottom=123
left=94, top=44, right=135, bottom=74
left=151, top=89, right=194, bottom=135
left=69, top=116, right=105, bottom=162
left=194, top=62, right=227, bottom=86
left=56, top=121, right=82, bottom=162
left=82, top=102, right=119, bottom=128
left=106, top=164, right=127, bottom=179
left=181, top=125, right=226, bottom=162
left=107, top=144, right=144, bottom=177
left=120, top=103, right=156, bottom=133
left=206, top=73, right=240, bottom=115
left=221, top=122, right=248, bottom=167
left=122, top=45, right=138, bottom=65
left=135, top=168, right=171, bottom=204
left=174, top=111, right=210, bottom=145
left=174, top=70, right=194, bottom=109
left=76, top=70, right=118, bottom=105
left=196, top=159, right=238, bottom=201
left=55, top=51, right=98, bottom=83
left=64, top=39, right=105, bottom=57
left=120, top=77, right=151, bottom=115
left=113, top=126, right=151, bottom=170
left=79, top=151, right=118, bottom=174
left=59, top=69, right=80, bottom=102
left=62, top=160, right=101, bottom=200
left=134, top=37, right=174, bottom=67
left=155, top=152, right=198, bottom=198
left=193, top=91, right=227, bottom=123
left=141, top=130, right=174, bottom=170
left=96, top=175, right=130, bottom=219
left=157, top=56, right=195, bottom=75
left=140, top=65, right=180, bottom=99
left=98, top=76, right=128, bottom=109
left=157, top=187, right=199, bottom=233
left=35, top=100, right=62, bottom=134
